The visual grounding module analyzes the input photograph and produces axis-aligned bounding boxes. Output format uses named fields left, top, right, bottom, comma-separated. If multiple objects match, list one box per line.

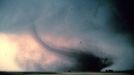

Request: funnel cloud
left=0, top=0, right=134, bottom=72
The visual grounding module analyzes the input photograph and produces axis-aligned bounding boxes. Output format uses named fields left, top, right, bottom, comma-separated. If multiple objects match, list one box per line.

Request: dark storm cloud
left=0, top=0, right=108, bottom=35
